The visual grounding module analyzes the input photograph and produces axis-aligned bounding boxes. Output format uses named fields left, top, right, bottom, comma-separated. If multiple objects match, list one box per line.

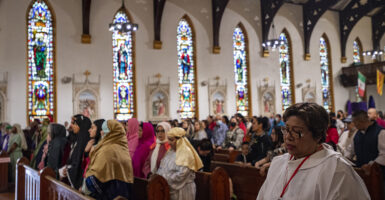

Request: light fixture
left=108, top=0, right=139, bottom=33
left=262, top=23, right=286, bottom=52
left=363, top=49, right=384, bottom=60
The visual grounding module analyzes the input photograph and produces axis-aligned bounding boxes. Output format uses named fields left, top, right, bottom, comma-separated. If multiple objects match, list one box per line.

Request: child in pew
left=196, top=139, right=213, bottom=172
left=234, top=142, right=252, bottom=166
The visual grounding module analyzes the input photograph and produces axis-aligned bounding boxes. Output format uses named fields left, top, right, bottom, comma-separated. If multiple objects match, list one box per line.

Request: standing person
left=257, top=103, right=370, bottom=200
left=31, top=119, right=49, bottom=169
left=336, top=110, right=345, bottom=136
left=181, top=119, right=194, bottom=140
left=126, top=118, right=139, bottom=158
left=337, top=115, right=357, bottom=158
left=368, top=108, right=385, bottom=128
left=157, top=127, right=203, bottom=200
left=221, top=115, right=230, bottom=128
left=326, top=118, right=339, bottom=150
left=82, top=120, right=134, bottom=200
left=211, top=115, right=228, bottom=149
left=1, top=125, right=11, bottom=152
left=82, top=119, right=104, bottom=177
left=132, top=122, right=155, bottom=178
left=59, top=114, right=91, bottom=189
left=248, top=117, right=273, bottom=166
left=7, top=124, right=24, bottom=182
left=274, top=114, right=285, bottom=127
left=46, top=123, right=68, bottom=177
left=192, top=121, right=207, bottom=141
left=235, top=113, right=247, bottom=141
left=222, top=117, right=244, bottom=150
left=143, top=122, right=171, bottom=178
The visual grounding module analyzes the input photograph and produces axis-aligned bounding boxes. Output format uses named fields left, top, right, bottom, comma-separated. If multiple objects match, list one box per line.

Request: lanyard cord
left=279, top=154, right=311, bottom=198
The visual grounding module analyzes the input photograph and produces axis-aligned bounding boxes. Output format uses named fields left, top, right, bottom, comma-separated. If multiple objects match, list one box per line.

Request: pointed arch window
left=353, top=38, right=363, bottom=65
left=112, top=7, right=136, bottom=121
left=177, top=17, right=198, bottom=119
left=320, top=35, right=334, bottom=112
left=27, top=0, right=56, bottom=122
left=233, top=24, right=251, bottom=117
left=278, top=31, right=295, bottom=111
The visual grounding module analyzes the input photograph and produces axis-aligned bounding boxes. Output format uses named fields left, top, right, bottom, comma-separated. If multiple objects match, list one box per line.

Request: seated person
left=157, top=127, right=203, bottom=200
left=82, top=120, right=134, bottom=200
left=234, top=142, right=252, bottom=166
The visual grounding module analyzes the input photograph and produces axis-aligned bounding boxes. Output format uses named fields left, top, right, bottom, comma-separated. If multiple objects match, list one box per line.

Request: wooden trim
left=235, top=23, right=252, bottom=117
left=25, top=0, right=57, bottom=124
left=180, top=15, right=199, bottom=120
left=321, top=33, right=335, bottom=113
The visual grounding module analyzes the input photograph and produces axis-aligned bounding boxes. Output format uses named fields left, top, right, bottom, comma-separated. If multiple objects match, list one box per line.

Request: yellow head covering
left=86, top=120, right=134, bottom=183
left=168, top=127, right=203, bottom=172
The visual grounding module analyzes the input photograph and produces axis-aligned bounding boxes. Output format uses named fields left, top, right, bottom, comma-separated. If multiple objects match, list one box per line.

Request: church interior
left=0, top=0, right=385, bottom=199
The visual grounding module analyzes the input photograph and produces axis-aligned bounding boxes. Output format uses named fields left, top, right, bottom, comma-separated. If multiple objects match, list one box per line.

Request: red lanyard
left=279, top=154, right=311, bottom=198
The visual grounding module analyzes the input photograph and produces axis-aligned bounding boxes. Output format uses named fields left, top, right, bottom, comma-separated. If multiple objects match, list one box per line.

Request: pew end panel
left=147, top=174, right=170, bottom=200
left=16, top=157, right=30, bottom=200
left=354, top=163, right=384, bottom=200
left=211, top=167, right=230, bottom=200
left=0, top=151, right=10, bottom=192
left=195, top=171, right=211, bottom=200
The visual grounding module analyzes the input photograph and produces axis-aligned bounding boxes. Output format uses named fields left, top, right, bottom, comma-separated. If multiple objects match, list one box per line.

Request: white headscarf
left=151, top=122, right=171, bottom=173
left=14, top=124, right=28, bottom=150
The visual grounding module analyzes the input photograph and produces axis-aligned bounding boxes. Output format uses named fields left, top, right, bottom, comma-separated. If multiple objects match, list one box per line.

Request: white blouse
left=257, top=144, right=370, bottom=200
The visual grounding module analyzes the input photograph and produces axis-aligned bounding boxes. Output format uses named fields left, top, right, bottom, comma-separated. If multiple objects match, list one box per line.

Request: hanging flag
left=358, top=71, right=366, bottom=97
left=377, top=69, right=384, bottom=96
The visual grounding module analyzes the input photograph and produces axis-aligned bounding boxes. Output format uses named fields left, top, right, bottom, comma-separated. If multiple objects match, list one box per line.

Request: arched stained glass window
left=353, top=38, right=363, bottom=64
left=112, top=8, right=136, bottom=121
left=320, top=35, right=334, bottom=112
left=278, top=31, right=294, bottom=111
left=233, top=24, right=251, bottom=117
left=177, top=16, right=198, bottom=119
left=27, top=0, right=56, bottom=122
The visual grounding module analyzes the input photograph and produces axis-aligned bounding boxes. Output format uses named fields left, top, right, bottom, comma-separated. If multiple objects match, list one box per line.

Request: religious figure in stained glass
left=27, top=0, right=55, bottom=122
left=320, top=36, right=332, bottom=112
left=353, top=40, right=362, bottom=64
left=233, top=25, right=250, bottom=116
left=177, top=17, right=197, bottom=119
left=112, top=9, right=135, bottom=121
left=279, top=32, right=293, bottom=111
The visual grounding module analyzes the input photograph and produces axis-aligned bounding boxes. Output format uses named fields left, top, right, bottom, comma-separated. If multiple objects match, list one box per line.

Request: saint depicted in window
left=27, top=0, right=55, bottom=122
left=278, top=32, right=293, bottom=111
left=320, top=36, right=333, bottom=112
left=112, top=9, right=135, bottom=121
left=233, top=25, right=250, bottom=117
left=353, top=39, right=362, bottom=65
left=177, top=17, right=197, bottom=119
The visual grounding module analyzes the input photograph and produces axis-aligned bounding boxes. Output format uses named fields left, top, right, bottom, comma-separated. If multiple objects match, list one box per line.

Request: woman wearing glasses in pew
left=156, top=127, right=203, bottom=200
left=257, top=103, right=370, bottom=200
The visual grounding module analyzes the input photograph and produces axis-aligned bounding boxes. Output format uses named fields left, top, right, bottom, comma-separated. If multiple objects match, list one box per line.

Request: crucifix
left=83, top=70, right=91, bottom=82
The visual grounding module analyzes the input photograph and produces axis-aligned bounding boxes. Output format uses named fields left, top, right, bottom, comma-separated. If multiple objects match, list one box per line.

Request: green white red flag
left=358, top=71, right=366, bottom=97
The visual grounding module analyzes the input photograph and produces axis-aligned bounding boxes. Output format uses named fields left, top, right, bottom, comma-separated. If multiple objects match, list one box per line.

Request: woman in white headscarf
left=156, top=127, right=203, bottom=200
left=142, top=122, right=171, bottom=178
left=7, top=124, right=27, bottom=183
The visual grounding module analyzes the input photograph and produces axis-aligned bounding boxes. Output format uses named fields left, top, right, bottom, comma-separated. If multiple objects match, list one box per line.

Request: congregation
left=1, top=103, right=384, bottom=199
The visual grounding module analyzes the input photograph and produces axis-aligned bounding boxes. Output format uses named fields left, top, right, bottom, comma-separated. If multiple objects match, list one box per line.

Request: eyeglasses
left=281, top=126, right=305, bottom=139
left=156, top=130, right=165, bottom=133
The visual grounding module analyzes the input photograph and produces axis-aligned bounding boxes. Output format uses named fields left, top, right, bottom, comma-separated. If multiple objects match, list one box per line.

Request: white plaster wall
left=1, top=0, right=384, bottom=128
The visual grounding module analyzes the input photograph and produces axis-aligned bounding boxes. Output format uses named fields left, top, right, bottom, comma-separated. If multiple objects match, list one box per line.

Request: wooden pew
left=211, top=161, right=266, bottom=200
left=213, top=150, right=241, bottom=163
left=354, top=163, right=384, bottom=200
left=195, top=167, right=230, bottom=200
left=0, top=151, right=10, bottom=192
left=16, top=157, right=94, bottom=200
left=133, top=175, right=170, bottom=200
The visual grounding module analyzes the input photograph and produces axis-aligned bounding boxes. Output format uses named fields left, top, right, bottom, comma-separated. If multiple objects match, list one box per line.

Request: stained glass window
left=233, top=25, right=250, bottom=117
left=353, top=39, right=362, bottom=64
left=177, top=18, right=197, bottom=119
left=27, top=0, right=55, bottom=122
left=320, top=36, right=333, bottom=112
left=112, top=9, right=135, bottom=121
left=279, top=32, right=293, bottom=111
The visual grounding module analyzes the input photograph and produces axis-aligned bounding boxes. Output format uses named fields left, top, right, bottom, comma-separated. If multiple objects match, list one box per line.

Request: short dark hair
left=352, top=110, right=369, bottom=122
left=241, top=141, right=249, bottom=146
left=198, top=139, right=213, bottom=151
left=275, top=114, right=282, bottom=119
left=283, top=103, right=328, bottom=143
left=253, top=116, right=270, bottom=131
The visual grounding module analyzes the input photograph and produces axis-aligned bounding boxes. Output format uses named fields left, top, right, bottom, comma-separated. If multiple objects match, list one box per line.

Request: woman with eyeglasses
left=257, top=103, right=370, bottom=200
left=142, top=122, right=171, bottom=178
